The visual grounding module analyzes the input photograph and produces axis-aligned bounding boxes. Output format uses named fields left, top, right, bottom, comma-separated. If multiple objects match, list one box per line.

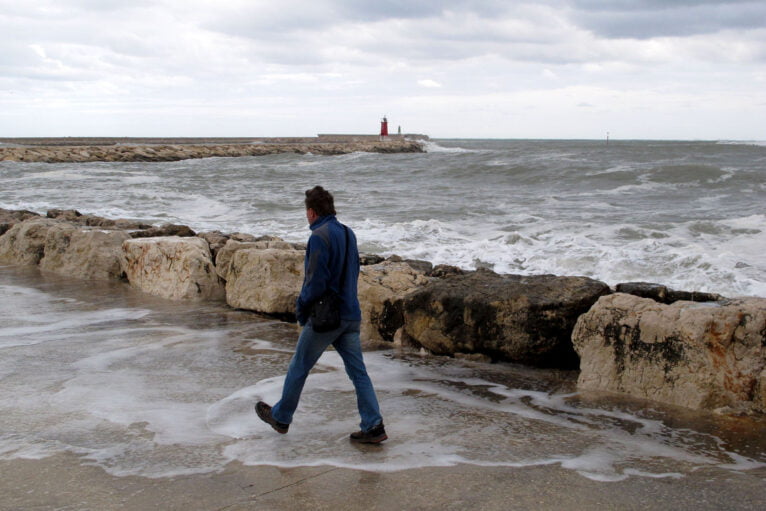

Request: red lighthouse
left=380, top=116, right=389, bottom=137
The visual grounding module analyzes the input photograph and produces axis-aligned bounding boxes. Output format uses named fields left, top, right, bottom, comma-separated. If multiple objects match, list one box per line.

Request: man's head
left=304, top=186, right=336, bottom=223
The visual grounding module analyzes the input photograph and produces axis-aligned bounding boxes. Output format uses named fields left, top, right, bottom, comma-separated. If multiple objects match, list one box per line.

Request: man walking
left=256, top=186, right=387, bottom=444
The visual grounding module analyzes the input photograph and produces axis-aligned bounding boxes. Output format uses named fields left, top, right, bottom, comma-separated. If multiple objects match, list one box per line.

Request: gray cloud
left=201, top=0, right=514, bottom=35
left=200, top=1, right=766, bottom=41
left=194, top=0, right=766, bottom=68
left=568, top=0, right=766, bottom=38
left=332, top=0, right=513, bottom=20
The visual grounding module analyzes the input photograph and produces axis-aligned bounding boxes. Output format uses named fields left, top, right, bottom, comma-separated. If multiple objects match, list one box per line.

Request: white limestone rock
left=40, top=223, right=130, bottom=280
left=225, top=248, right=304, bottom=315
left=0, top=217, right=60, bottom=265
left=122, top=236, right=224, bottom=301
left=215, top=239, right=298, bottom=280
left=358, top=261, right=430, bottom=347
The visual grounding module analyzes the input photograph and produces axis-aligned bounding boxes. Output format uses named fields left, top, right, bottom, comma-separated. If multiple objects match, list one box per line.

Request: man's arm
left=295, top=234, right=331, bottom=325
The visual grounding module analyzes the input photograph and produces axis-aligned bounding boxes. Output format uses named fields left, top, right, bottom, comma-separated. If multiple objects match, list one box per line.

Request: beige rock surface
left=225, top=248, right=304, bottom=315
left=0, top=208, right=40, bottom=236
left=0, top=217, right=60, bottom=265
left=197, top=231, right=230, bottom=259
left=122, top=236, right=224, bottom=301
left=358, top=261, right=430, bottom=346
left=215, top=239, right=298, bottom=280
left=573, top=293, right=766, bottom=413
left=45, top=208, right=151, bottom=230
left=39, top=223, right=130, bottom=280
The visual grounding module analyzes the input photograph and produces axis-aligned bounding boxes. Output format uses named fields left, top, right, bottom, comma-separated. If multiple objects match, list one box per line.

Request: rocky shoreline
left=1, top=207, right=764, bottom=416
left=0, top=139, right=424, bottom=163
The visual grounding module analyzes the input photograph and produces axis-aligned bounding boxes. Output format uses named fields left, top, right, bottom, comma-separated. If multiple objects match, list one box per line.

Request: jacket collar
left=309, top=214, right=336, bottom=231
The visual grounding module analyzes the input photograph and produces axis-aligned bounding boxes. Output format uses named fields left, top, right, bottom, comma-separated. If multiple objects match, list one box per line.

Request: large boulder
left=45, top=208, right=151, bottom=230
left=573, top=293, right=766, bottom=414
left=231, top=233, right=260, bottom=243
left=46, top=209, right=152, bottom=230
left=46, top=209, right=84, bottom=222
left=358, top=261, right=430, bottom=346
left=130, top=224, right=196, bottom=238
left=39, top=224, right=130, bottom=280
left=360, top=253, right=385, bottom=266
left=0, top=208, right=40, bottom=236
left=384, top=255, right=433, bottom=274
left=197, top=232, right=271, bottom=262
left=0, top=217, right=60, bottom=265
left=215, top=239, right=298, bottom=280
left=112, top=218, right=154, bottom=230
left=403, top=269, right=611, bottom=368
left=224, top=248, right=304, bottom=317
left=197, top=231, right=230, bottom=260
left=122, top=236, right=225, bottom=301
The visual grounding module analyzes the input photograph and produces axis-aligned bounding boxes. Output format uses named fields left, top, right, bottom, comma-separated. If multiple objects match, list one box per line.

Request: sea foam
left=1, top=271, right=763, bottom=482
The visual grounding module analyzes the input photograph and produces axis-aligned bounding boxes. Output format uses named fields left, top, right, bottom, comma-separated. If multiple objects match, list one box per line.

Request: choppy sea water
left=2, top=139, right=764, bottom=296
left=1, top=267, right=764, bottom=482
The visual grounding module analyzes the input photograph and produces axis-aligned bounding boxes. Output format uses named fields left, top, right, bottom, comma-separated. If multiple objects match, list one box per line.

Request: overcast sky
left=1, top=0, right=764, bottom=139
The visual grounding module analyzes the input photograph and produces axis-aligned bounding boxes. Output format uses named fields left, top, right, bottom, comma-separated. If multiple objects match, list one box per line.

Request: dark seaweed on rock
left=403, top=269, right=611, bottom=369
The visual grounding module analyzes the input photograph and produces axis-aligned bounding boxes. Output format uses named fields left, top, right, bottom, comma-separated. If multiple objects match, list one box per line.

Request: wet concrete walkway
left=2, top=454, right=766, bottom=510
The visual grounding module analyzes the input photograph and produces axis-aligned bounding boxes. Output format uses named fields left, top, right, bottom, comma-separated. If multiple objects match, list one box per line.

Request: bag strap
left=339, top=225, right=349, bottom=292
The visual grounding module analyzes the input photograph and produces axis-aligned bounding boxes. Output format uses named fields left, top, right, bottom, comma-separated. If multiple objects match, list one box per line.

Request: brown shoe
left=255, top=401, right=289, bottom=434
left=350, top=422, right=387, bottom=444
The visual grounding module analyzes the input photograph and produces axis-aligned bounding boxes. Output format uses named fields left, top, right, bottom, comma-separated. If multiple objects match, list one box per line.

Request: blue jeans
left=271, top=320, right=383, bottom=432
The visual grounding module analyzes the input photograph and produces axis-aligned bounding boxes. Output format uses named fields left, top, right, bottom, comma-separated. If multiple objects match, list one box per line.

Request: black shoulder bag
left=309, top=226, right=348, bottom=333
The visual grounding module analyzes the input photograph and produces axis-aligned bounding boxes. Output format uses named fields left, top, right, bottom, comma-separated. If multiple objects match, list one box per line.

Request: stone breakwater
left=1, top=207, right=764, bottom=416
left=0, top=140, right=424, bottom=163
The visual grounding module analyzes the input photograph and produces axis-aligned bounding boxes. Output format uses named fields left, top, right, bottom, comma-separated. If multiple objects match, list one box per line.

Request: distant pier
left=0, top=134, right=430, bottom=147
left=0, top=135, right=428, bottom=163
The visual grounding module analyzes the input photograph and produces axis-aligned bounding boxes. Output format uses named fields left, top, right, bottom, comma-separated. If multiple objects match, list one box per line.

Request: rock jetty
left=0, top=140, right=424, bottom=163
left=1, top=207, right=764, bottom=415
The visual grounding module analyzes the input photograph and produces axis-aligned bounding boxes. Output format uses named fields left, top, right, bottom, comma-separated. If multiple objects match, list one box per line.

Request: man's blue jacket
left=295, top=215, right=362, bottom=326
